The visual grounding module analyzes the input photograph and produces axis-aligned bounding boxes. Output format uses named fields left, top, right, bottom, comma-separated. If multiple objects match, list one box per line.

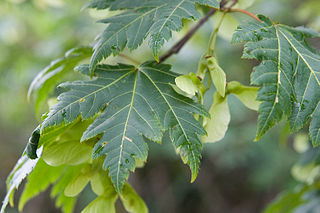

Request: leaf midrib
left=94, top=3, right=167, bottom=59
left=116, top=71, right=138, bottom=191
left=279, top=28, right=320, bottom=128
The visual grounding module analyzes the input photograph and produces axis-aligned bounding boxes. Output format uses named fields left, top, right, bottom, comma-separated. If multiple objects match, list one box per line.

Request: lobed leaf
left=41, top=61, right=208, bottom=192
left=89, top=0, right=220, bottom=73
left=0, top=148, right=42, bottom=213
left=232, top=15, right=320, bottom=144
left=28, top=47, right=92, bottom=113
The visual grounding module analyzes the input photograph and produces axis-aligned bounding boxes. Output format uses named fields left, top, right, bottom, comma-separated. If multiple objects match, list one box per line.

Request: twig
left=158, top=0, right=238, bottom=63
left=158, top=8, right=217, bottom=63
left=227, top=8, right=262, bottom=23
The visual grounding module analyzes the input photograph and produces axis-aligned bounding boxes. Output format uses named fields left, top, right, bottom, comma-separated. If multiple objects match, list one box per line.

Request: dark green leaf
left=232, top=15, right=320, bottom=144
left=90, top=0, right=220, bottom=73
left=41, top=61, right=208, bottom=191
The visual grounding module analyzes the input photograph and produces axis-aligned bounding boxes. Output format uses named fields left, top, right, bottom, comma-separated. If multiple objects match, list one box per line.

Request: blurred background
left=0, top=0, right=319, bottom=212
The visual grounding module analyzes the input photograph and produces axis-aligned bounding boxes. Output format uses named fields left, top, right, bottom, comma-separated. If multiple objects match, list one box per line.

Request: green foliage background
left=0, top=0, right=319, bottom=212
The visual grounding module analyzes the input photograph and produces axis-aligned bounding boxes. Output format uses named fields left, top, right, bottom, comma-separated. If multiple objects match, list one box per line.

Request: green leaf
left=232, top=15, right=320, bottom=143
left=81, top=195, right=117, bottom=213
left=84, top=0, right=146, bottom=10
left=89, top=0, right=220, bottom=72
left=207, top=56, right=226, bottom=97
left=51, top=165, right=84, bottom=213
left=28, top=47, right=92, bottom=113
left=264, top=185, right=309, bottom=213
left=1, top=148, right=42, bottom=213
left=41, top=61, right=208, bottom=192
left=120, top=183, right=148, bottom=213
left=227, top=81, right=260, bottom=111
left=42, top=140, right=91, bottom=166
left=64, top=172, right=91, bottom=197
left=202, top=92, right=230, bottom=143
left=19, top=159, right=64, bottom=211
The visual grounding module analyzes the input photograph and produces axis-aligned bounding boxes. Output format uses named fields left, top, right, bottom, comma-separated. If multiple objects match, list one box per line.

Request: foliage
left=232, top=15, right=320, bottom=144
left=1, top=0, right=320, bottom=212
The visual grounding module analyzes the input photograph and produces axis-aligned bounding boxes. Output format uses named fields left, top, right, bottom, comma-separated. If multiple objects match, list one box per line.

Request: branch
left=158, top=0, right=237, bottom=63
left=158, top=8, right=217, bottom=63
left=227, top=8, right=262, bottom=23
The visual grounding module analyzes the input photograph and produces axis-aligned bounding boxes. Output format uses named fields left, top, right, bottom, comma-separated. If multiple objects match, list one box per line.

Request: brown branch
left=158, top=8, right=217, bottom=63
left=158, top=0, right=237, bottom=63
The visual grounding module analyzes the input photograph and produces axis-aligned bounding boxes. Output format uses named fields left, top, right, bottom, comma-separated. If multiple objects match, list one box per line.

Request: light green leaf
left=89, top=0, right=220, bottom=72
left=64, top=173, right=91, bottom=197
left=232, top=15, right=320, bottom=143
left=81, top=195, right=117, bottom=213
left=90, top=159, right=118, bottom=196
left=263, top=185, right=309, bottom=213
left=120, top=183, right=148, bottom=213
left=227, top=81, right=260, bottom=111
left=51, top=165, right=84, bottom=213
left=175, top=75, right=199, bottom=96
left=0, top=148, right=42, bottom=213
left=42, top=61, right=208, bottom=192
left=202, top=92, right=230, bottom=143
left=170, top=83, right=194, bottom=99
left=42, top=140, right=91, bottom=166
left=28, top=47, right=92, bottom=113
left=19, top=159, right=64, bottom=211
left=207, top=56, right=226, bottom=97
left=175, top=73, right=204, bottom=96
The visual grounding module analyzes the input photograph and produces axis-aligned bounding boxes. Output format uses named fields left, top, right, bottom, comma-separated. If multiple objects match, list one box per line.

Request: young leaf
left=28, top=47, right=92, bottom=113
left=64, top=172, right=91, bottom=197
left=120, top=183, right=148, bottom=213
left=81, top=195, right=117, bottom=213
left=0, top=148, right=42, bottom=213
left=19, top=159, right=64, bottom=211
left=42, top=140, right=91, bottom=166
left=41, top=61, right=208, bottom=192
left=202, top=92, right=230, bottom=143
left=51, top=165, right=84, bottom=213
left=207, top=56, right=226, bottom=97
left=232, top=15, right=320, bottom=143
left=89, top=0, right=220, bottom=73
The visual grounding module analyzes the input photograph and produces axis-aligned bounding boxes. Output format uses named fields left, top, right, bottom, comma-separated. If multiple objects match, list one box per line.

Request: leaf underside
left=88, top=0, right=220, bottom=73
left=28, top=47, right=92, bottom=113
left=41, top=61, right=208, bottom=192
left=232, top=15, right=320, bottom=145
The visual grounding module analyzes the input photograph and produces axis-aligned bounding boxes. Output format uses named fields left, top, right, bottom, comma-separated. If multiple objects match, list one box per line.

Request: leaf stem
left=208, top=12, right=226, bottom=55
left=226, top=8, right=262, bottom=23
